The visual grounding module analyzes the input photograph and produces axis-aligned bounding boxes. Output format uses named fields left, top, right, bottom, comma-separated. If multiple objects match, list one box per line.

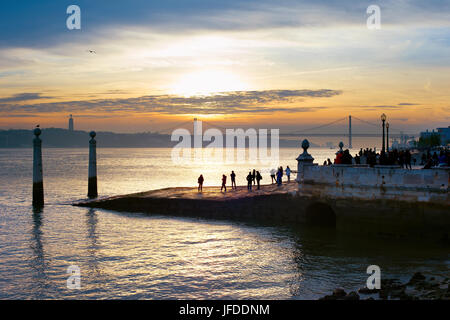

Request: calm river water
left=0, top=148, right=448, bottom=299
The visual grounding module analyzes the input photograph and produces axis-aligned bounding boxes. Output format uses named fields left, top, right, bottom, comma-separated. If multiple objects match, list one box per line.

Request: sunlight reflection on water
left=0, top=148, right=448, bottom=299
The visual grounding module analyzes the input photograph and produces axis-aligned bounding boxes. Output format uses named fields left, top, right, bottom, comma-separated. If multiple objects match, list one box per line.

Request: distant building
left=419, top=127, right=450, bottom=146
left=436, top=126, right=450, bottom=144
left=68, top=114, right=74, bottom=131
left=420, top=129, right=436, bottom=139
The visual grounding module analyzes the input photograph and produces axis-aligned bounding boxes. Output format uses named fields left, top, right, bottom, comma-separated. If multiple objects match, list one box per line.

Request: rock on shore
left=319, top=272, right=450, bottom=300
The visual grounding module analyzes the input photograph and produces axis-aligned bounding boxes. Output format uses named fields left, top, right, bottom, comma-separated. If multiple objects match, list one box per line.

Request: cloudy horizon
left=0, top=0, right=449, bottom=133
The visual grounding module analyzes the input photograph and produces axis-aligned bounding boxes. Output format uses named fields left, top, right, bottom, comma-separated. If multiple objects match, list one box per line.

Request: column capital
left=296, top=139, right=314, bottom=163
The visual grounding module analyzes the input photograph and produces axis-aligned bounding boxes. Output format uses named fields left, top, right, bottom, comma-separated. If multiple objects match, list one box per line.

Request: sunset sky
left=0, top=0, right=449, bottom=133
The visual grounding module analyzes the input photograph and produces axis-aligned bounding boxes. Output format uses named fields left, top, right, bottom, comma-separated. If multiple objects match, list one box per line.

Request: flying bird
left=86, top=50, right=96, bottom=54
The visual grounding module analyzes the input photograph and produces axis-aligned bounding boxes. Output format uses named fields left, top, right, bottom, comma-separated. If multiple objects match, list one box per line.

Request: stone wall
left=301, top=165, right=449, bottom=192
left=293, top=143, right=449, bottom=240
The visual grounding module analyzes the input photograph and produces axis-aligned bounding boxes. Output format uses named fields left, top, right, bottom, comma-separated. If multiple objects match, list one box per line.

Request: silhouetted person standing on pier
left=342, top=149, right=353, bottom=164
left=221, top=174, right=227, bottom=192
left=247, top=172, right=253, bottom=191
left=423, top=158, right=433, bottom=169
left=252, top=169, right=256, bottom=185
left=198, top=174, right=204, bottom=192
left=438, top=151, right=447, bottom=166
left=421, top=153, right=426, bottom=165
left=335, top=151, right=343, bottom=164
left=230, top=171, right=236, bottom=190
left=270, top=168, right=276, bottom=184
left=405, top=150, right=412, bottom=170
left=256, top=171, right=262, bottom=190
left=398, top=151, right=405, bottom=168
left=276, top=167, right=283, bottom=186
left=432, top=152, right=438, bottom=166
left=286, top=166, right=291, bottom=182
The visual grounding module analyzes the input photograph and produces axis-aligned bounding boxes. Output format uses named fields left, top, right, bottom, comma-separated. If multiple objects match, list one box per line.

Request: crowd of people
left=421, top=149, right=450, bottom=168
left=197, top=165, right=292, bottom=193
left=324, top=147, right=415, bottom=168
left=196, top=147, right=449, bottom=192
left=323, top=146, right=450, bottom=169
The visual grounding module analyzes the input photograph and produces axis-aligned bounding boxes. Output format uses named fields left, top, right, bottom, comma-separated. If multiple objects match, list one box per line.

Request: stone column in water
left=88, top=131, right=98, bottom=198
left=32, top=127, right=44, bottom=207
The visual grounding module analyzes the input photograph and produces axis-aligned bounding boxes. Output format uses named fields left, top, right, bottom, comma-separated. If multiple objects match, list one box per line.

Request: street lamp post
left=386, top=122, right=389, bottom=152
left=381, top=113, right=386, bottom=153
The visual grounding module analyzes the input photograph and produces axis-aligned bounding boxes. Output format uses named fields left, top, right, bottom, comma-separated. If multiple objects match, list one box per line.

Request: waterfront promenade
left=74, top=168, right=449, bottom=241
left=74, top=139, right=449, bottom=241
left=75, top=181, right=301, bottom=221
left=86, top=181, right=298, bottom=201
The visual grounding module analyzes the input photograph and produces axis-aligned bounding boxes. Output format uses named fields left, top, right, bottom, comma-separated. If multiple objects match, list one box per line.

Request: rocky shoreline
left=319, top=272, right=450, bottom=300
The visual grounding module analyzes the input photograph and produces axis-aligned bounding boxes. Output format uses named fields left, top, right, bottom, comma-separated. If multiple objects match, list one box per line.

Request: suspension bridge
left=156, top=115, right=417, bottom=149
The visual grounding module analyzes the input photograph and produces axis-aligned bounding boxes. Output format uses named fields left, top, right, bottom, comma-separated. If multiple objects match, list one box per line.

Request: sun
left=170, top=70, right=249, bottom=97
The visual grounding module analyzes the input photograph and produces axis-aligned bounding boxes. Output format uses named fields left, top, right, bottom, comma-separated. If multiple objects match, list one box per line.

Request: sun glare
left=170, top=70, right=249, bottom=97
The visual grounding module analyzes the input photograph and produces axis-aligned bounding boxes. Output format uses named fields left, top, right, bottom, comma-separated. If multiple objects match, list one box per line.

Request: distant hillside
left=0, top=128, right=314, bottom=148
left=0, top=128, right=172, bottom=148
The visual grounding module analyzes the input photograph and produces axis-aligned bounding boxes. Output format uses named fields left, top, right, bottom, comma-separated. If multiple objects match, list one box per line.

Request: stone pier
left=74, top=140, right=450, bottom=241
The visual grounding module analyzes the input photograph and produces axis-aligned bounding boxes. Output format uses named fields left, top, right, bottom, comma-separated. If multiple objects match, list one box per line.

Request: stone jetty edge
left=73, top=180, right=449, bottom=241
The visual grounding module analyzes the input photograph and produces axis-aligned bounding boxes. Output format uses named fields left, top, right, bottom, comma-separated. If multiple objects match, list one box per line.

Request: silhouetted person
left=335, top=151, right=343, bottom=164
left=398, top=151, right=405, bottom=168
left=256, top=171, right=262, bottom=190
left=432, top=152, right=438, bottom=166
left=230, top=171, right=236, bottom=189
left=423, top=158, right=433, bottom=169
left=342, top=149, right=353, bottom=164
left=246, top=172, right=253, bottom=191
left=221, top=174, right=227, bottom=192
left=327, top=158, right=332, bottom=166
left=270, top=168, right=276, bottom=184
left=276, top=167, right=283, bottom=186
left=252, top=169, right=256, bottom=185
left=438, top=150, right=447, bottom=166
left=198, top=174, right=204, bottom=192
left=421, top=153, right=426, bottom=165
left=286, top=166, right=291, bottom=182
left=405, top=150, right=412, bottom=169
